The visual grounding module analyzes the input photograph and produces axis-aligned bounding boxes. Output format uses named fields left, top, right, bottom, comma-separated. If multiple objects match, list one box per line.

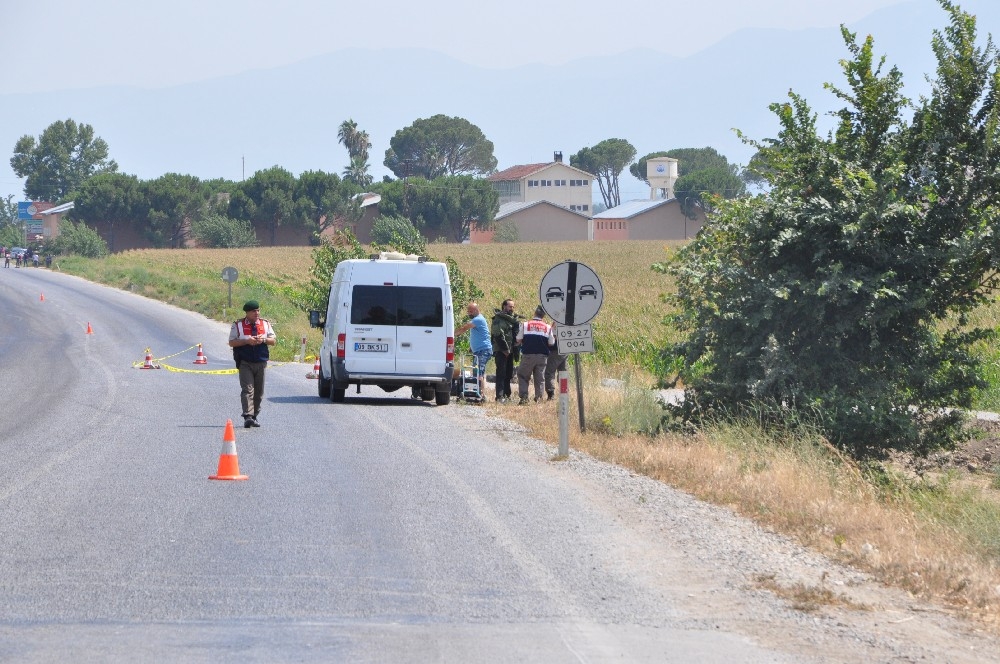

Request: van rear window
left=351, top=286, right=444, bottom=327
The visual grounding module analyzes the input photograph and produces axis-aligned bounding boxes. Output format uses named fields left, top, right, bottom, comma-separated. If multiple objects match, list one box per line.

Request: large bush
left=662, top=2, right=1000, bottom=459
left=191, top=213, right=258, bottom=248
left=370, top=214, right=422, bottom=246
left=49, top=220, right=109, bottom=258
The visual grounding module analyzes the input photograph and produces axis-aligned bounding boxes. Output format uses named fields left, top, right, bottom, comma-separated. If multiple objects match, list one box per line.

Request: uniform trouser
left=238, top=361, right=267, bottom=418
left=544, top=352, right=568, bottom=396
left=494, top=351, right=514, bottom=398
left=517, top=354, right=548, bottom=400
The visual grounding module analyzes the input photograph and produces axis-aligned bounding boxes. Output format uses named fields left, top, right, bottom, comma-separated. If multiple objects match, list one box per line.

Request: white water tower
left=647, top=157, right=679, bottom=200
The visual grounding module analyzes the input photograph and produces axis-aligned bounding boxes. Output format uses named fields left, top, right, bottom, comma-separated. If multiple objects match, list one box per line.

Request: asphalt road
left=2, top=266, right=996, bottom=663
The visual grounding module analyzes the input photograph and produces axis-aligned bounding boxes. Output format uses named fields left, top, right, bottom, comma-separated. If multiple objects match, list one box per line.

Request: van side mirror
left=308, top=310, right=325, bottom=329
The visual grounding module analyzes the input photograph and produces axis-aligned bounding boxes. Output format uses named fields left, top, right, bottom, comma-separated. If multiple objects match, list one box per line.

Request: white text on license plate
left=355, top=342, right=389, bottom=352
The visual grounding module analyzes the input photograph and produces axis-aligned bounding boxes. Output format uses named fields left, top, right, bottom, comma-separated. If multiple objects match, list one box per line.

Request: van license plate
left=354, top=342, right=389, bottom=352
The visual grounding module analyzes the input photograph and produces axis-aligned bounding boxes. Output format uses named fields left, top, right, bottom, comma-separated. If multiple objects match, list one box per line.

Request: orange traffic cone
left=140, top=348, right=157, bottom=369
left=86, top=322, right=93, bottom=334
left=39, top=292, right=44, bottom=302
left=307, top=356, right=320, bottom=379
left=193, top=344, right=208, bottom=364
left=209, top=419, right=248, bottom=481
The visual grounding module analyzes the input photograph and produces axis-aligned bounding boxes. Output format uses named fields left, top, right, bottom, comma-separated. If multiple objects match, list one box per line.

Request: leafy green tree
left=191, top=213, right=258, bottom=248
left=384, top=115, right=497, bottom=180
left=1, top=194, right=16, bottom=226
left=295, top=170, right=362, bottom=237
left=371, top=214, right=422, bottom=246
left=674, top=166, right=746, bottom=217
left=386, top=175, right=498, bottom=242
left=141, top=173, right=211, bottom=247
left=70, top=172, right=142, bottom=252
left=662, top=1, right=1000, bottom=459
left=228, top=166, right=300, bottom=246
left=11, top=119, right=118, bottom=201
left=571, top=138, right=636, bottom=209
left=48, top=219, right=109, bottom=257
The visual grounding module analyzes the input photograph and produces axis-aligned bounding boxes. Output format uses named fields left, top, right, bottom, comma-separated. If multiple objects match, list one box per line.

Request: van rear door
left=346, top=282, right=397, bottom=375
left=395, top=262, right=447, bottom=376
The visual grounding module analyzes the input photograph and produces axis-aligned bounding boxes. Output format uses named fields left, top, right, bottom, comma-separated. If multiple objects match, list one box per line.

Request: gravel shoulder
left=446, top=403, right=1000, bottom=663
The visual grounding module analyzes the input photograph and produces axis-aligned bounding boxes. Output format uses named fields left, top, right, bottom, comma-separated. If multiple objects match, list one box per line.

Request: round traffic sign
left=221, top=266, right=239, bottom=283
left=538, top=261, right=603, bottom=325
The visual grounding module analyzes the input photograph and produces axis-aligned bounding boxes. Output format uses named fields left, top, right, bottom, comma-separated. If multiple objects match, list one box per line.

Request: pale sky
left=3, top=0, right=911, bottom=93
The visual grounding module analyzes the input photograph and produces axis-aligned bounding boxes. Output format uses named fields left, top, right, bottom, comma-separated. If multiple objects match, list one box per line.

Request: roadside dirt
left=889, top=415, right=1000, bottom=483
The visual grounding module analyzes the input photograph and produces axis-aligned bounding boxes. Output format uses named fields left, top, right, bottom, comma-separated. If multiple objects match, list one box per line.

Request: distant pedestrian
left=229, top=300, right=277, bottom=428
left=516, top=305, right=555, bottom=404
left=456, top=302, right=491, bottom=396
left=490, top=298, right=519, bottom=402
left=3, top=253, right=9, bottom=268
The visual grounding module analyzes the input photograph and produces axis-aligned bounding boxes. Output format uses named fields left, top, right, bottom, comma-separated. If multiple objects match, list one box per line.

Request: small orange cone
left=39, top=292, right=44, bottom=301
left=307, top=356, right=320, bottom=379
left=140, top=348, right=157, bottom=369
left=86, top=322, right=93, bottom=334
left=209, top=419, right=248, bottom=481
left=193, top=344, right=208, bottom=364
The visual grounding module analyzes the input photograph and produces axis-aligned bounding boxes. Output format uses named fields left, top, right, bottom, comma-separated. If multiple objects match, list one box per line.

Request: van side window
left=350, top=285, right=443, bottom=327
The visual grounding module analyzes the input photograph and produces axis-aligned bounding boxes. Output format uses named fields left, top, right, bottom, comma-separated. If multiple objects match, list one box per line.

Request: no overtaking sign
left=539, top=260, right=603, bottom=326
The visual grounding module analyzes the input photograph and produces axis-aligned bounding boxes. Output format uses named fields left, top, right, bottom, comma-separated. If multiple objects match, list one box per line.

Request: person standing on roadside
left=490, top=298, right=519, bottom=402
left=516, top=305, right=555, bottom=404
left=229, top=300, right=276, bottom=428
left=455, top=302, right=492, bottom=396
left=544, top=321, right=568, bottom=400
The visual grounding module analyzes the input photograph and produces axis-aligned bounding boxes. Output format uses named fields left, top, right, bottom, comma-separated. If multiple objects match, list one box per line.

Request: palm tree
left=343, top=156, right=373, bottom=188
left=337, top=119, right=371, bottom=162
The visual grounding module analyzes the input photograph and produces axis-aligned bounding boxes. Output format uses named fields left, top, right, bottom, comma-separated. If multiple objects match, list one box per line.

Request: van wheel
left=435, top=389, right=451, bottom=406
left=332, top=386, right=346, bottom=403
left=317, top=361, right=331, bottom=399
left=421, top=387, right=435, bottom=401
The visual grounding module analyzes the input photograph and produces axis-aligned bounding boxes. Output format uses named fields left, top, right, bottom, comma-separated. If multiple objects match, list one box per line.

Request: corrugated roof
left=592, top=198, right=673, bottom=219
left=495, top=200, right=591, bottom=220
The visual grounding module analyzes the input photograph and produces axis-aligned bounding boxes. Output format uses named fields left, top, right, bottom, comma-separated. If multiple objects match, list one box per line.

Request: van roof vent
left=376, top=251, right=426, bottom=262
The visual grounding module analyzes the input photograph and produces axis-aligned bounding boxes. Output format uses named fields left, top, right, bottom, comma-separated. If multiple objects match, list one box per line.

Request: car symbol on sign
left=545, top=286, right=564, bottom=302
left=578, top=284, right=598, bottom=299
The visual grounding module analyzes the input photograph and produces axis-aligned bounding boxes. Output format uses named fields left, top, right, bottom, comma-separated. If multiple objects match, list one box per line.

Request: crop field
left=57, top=240, right=685, bottom=374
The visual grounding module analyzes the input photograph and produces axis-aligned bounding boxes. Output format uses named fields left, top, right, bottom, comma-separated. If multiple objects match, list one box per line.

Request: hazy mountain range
left=1, top=0, right=997, bottom=203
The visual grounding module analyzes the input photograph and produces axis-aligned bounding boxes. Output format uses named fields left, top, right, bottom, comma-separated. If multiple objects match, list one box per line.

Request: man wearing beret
left=229, top=300, right=277, bottom=428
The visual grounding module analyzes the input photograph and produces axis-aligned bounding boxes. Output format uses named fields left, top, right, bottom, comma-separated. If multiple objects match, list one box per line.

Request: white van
left=309, top=252, right=455, bottom=405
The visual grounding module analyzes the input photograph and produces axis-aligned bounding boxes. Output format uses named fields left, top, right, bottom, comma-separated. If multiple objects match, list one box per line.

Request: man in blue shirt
left=456, top=302, right=492, bottom=396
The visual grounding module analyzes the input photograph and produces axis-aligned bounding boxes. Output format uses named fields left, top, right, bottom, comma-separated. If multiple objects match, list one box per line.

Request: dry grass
left=494, top=361, right=1000, bottom=629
